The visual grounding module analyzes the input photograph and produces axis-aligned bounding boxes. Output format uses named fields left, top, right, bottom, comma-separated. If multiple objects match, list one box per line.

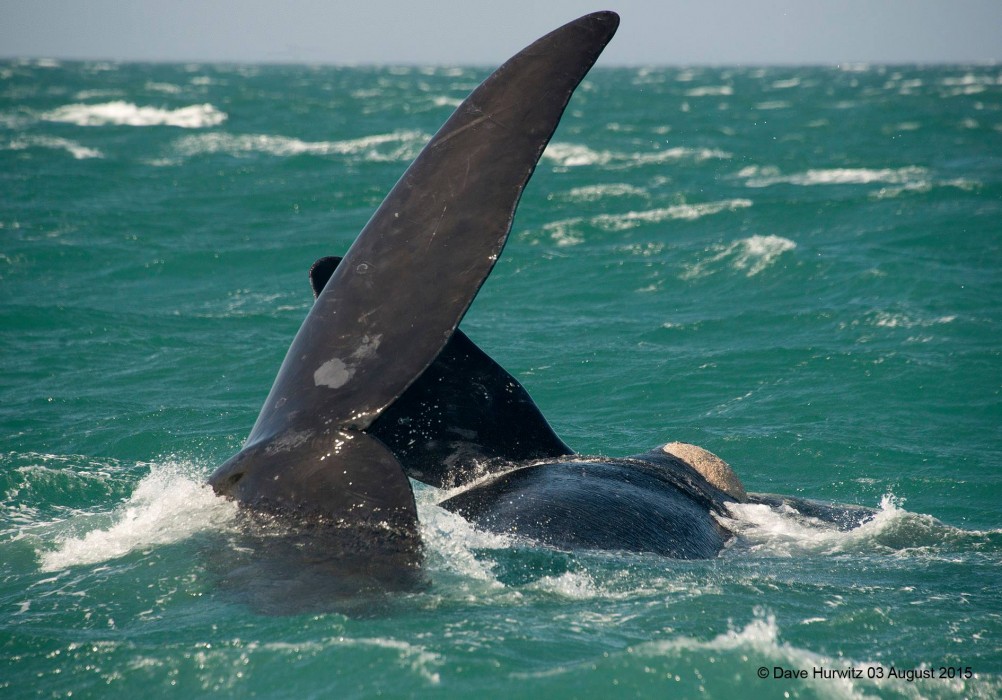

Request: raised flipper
left=210, top=12, right=619, bottom=535
left=310, top=256, right=573, bottom=488
left=247, top=12, right=619, bottom=443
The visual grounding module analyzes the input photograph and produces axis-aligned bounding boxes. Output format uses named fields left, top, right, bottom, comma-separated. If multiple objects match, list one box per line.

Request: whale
left=208, top=11, right=874, bottom=573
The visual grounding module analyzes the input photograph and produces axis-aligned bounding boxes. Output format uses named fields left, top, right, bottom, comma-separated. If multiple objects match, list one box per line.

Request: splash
left=527, top=570, right=600, bottom=599
left=41, top=101, right=227, bottom=128
left=720, top=494, right=989, bottom=558
left=416, top=491, right=510, bottom=587
left=38, top=462, right=237, bottom=572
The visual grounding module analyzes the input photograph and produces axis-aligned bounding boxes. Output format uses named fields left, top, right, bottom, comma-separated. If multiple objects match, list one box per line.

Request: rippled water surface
left=2, top=59, right=1001, bottom=698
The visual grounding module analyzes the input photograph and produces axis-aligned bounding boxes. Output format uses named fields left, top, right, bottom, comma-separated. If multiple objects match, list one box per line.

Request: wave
left=560, top=183, right=648, bottom=202
left=870, top=311, right=957, bottom=329
left=167, top=129, right=427, bottom=162
left=938, top=72, right=1002, bottom=96
left=145, top=81, right=184, bottom=95
left=73, top=89, right=126, bottom=100
left=685, top=85, right=733, bottom=97
left=738, top=164, right=930, bottom=188
left=682, top=234, right=795, bottom=278
left=5, top=135, right=103, bottom=159
left=41, top=101, right=227, bottom=128
left=540, top=199, right=752, bottom=246
left=543, top=142, right=730, bottom=169
left=771, top=77, right=801, bottom=89
left=591, top=199, right=753, bottom=230
left=630, top=610, right=997, bottom=698
left=431, top=95, right=463, bottom=109
left=754, top=101, right=790, bottom=110
left=737, top=164, right=979, bottom=199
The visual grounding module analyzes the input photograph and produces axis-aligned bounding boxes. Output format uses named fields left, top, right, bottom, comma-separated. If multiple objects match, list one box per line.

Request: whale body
left=208, top=11, right=873, bottom=575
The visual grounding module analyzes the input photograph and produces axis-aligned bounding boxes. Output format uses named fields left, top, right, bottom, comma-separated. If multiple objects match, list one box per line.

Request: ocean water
left=2, top=57, right=1001, bottom=699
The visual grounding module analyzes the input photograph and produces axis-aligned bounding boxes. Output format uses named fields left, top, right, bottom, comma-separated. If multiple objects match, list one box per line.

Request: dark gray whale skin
left=439, top=449, right=736, bottom=559
left=208, top=11, right=873, bottom=574
left=307, top=258, right=771, bottom=560
left=209, top=12, right=623, bottom=561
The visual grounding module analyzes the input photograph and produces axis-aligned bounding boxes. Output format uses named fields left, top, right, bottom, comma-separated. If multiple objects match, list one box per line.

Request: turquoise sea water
left=2, top=58, right=1001, bottom=698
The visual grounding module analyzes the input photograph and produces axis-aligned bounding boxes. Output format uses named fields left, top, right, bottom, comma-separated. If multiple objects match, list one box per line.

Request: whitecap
left=145, top=81, right=184, bottom=95
left=169, top=129, right=426, bottom=161
left=682, top=234, right=794, bottom=279
left=740, top=165, right=928, bottom=188
left=5, top=135, right=103, bottom=159
left=940, top=73, right=1002, bottom=88
left=639, top=146, right=731, bottom=164
left=771, top=77, right=801, bottom=89
left=73, top=89, right=125, bottom=100
left=431, top=95, right=462, bottom=109
left=543, top=221, right=585, bottom=247
left=543, top=142, right=730, bottom=170
left=590, top=199, right=753, bottom=231
left=685, top=85, right=733, bottom=97
left=41, top=101, right=227, bottom=128
left=755, top=101, right=790, bottom=110
left=542, top=142, right=611, bottom=167
left=871, top=311, right=956, bottom=329
left=538, top=199, right=752, bottom=246
left=633, top=610, right=935, bottom=697
left=560, top=183, right=647, bottom=202
left=37, top=462, right=237, bottom=572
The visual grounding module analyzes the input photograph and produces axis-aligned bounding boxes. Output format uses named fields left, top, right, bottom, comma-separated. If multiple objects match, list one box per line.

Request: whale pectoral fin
left=246, top=12, right=620, bottom=443
left=210, top=429, right=420, bottom=547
